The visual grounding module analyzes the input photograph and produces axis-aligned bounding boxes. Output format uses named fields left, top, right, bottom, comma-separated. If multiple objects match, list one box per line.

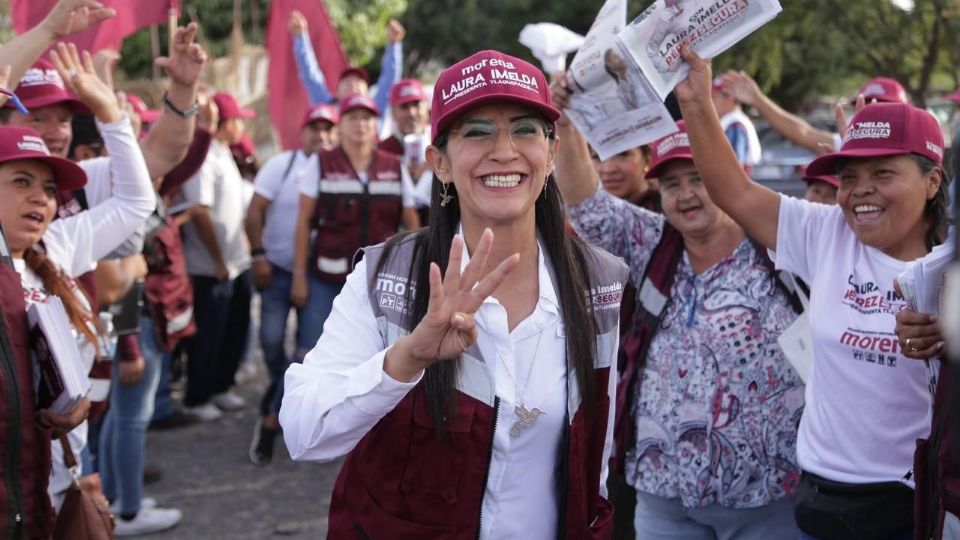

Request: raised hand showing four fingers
left=387, top=230, right=519, bottom=381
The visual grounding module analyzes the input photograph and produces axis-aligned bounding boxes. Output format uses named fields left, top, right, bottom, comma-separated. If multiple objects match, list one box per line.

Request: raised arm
left=548, top=72, right=600, bottom=205
left=0, top=0, right=115, bottom=89
left=372, top=20, right=405, bottom=116
left=45, top=44, right=153, bottom=274
left=676, top=47, right=780, bottom=250
left=289, top=11, right=334, bottom=105
left=139, top=23, right=206, bottom=179
left=719, top=70, right=835, bottom=155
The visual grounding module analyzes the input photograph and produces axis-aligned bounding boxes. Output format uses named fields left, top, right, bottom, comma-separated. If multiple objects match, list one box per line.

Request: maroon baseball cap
left=125, top=93, right=160, bottom=123
left=851, top=77, right=908, bottom=105
left=5, top=60, right=88, bottom=114
left=431, top=50, right=559, bottom=144
left=389, top=79, right=426, bottom=107
left=301, top=103, right=338, bottom=129
left=339, top=93, right=378, bottom=117
left=0, top=126, right=86, bottom=191
left=212, top=92, right=255, bottom=120
left=646, top=121, right=692, bottom=179
left=339, top=67, right=370, bottom=85
left=806, top=102, right=944, bottom=177
left=945, top=87, right=960, bottom=103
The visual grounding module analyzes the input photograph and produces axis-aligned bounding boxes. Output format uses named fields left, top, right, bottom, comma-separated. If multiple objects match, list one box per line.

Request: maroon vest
left=914, top=361, right=960, bottom=540
left=310, top=147, right=403, bottom=283
left=326, top=236, right=627, bottom=539
left=143, top=216, right=196, bottom=351
left=0, top=256, right=54, bottom=539
left=377, top=134, right=403, bottom=156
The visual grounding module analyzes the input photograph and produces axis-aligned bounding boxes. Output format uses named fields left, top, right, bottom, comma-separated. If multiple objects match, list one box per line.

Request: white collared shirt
left=281, top=239, right=616, bottom=539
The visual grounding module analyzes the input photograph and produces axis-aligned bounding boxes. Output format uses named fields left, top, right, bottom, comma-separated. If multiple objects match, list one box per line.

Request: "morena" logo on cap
left=656, top=132, right=689, bottom=155
left=844, top=121, right=891, bottom=142
left=19, top=68, right=64, bottom=90
left=17, top=135, right=50, bottom=155
left=441, top=57, right=539, bottom=105
left=926, top=140, right=944, bottom=158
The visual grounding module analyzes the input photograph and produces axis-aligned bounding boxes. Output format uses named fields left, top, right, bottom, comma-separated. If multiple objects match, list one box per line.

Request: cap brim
left=805, top=147, right=910, bottom=177
left=342, top=105, right=379, bottom=117
left=7, top=155, right=88, bottom=192
left=433, top=94, right=560, bottom=144
left=9, top=95, right=90, bottom=115
left=390, top=95, right=424, bottom=107
left=645, top=154, right=694, bottom=179
left=946, top=92, right=960, bottom=103
left=302, top=116, right=336, bottom=129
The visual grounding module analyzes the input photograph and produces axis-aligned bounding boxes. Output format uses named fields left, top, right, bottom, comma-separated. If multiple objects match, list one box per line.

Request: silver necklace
left=499, top=329, right=545, bottom=438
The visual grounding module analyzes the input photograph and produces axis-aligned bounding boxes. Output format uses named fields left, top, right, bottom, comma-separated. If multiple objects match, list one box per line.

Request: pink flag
left=266, top=0, right=348, bottom=150
left=11, top=0, right=178, bottom=54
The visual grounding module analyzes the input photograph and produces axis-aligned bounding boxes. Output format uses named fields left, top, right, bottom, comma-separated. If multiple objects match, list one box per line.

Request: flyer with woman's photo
left=564, top=0, right=781, bottom=160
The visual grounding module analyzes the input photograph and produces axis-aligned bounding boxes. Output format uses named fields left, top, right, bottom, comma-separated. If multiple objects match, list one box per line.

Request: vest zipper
left=476, top=397, right=500, bottom=540
left=0, top=309, right=25, bottom=539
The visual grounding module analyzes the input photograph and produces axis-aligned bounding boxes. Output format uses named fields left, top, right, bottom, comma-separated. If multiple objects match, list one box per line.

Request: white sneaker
left=211, top=391, right=246, bottom=411
left=184, top=403, right=222, bottom=422
left=114, top=507, right=183, bottom=536
left=110, top=496, right=157, bottom=514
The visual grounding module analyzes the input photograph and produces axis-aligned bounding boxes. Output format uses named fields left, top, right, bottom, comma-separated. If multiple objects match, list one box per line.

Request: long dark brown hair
left=375, top=129, right=600, bottom=432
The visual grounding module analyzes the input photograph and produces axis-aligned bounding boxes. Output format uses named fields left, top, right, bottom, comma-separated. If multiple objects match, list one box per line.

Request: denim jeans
left=99, top=316, right=163, bottom=514
left=184, top=271, right=252, bottom=407
left=633, top=491, right=798, bottom=540
left=258, top=265, right=340, bottom=415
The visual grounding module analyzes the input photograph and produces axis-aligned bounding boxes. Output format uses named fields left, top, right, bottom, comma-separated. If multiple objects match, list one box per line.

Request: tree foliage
left=325, top=0, right=407, bottom=67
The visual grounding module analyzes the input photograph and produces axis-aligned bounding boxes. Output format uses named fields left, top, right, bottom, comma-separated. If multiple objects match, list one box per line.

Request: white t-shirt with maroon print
left=774, top=195, right=932, bottom=486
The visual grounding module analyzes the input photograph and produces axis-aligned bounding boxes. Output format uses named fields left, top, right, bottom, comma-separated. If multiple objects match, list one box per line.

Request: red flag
left=266, top=0, right=348, bottom=150
left=11, top=0, right=178, bottom=54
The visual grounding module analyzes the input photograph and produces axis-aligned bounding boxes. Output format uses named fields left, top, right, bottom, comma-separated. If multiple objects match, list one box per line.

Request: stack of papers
left=28, top=297, right=91, bottom=416
left=897, top=242, right=955, bottom=315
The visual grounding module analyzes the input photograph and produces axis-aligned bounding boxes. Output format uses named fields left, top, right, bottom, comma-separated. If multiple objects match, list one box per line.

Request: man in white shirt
left=173, top=91, right=253, bottom=422
left=243, top=103, right=338, bottom=464
left=711, top=77, right=762, bottom=172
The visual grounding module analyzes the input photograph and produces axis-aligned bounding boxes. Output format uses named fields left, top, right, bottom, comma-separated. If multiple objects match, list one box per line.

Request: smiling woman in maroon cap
left=675, top=46, right=950, bottom=540
left=281, top=50, right=629, bottom=538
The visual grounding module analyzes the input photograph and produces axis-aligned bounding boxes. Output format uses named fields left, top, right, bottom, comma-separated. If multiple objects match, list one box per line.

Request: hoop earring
left=440, top=182, right=455, bottom=207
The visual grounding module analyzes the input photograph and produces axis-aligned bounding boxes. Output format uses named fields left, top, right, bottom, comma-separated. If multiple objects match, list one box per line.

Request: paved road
left=141, top=312, right=342, bottom=538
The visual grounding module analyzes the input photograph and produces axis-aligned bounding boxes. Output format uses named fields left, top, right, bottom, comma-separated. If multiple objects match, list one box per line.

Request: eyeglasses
left=447, top=118, right=552, bottom=151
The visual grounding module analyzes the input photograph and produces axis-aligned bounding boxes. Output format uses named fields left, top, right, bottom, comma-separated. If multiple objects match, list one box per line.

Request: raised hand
left=40, top=0, right=116, bottom=39
left=386, top=19, right=406, bottom=43
left=718, top=70, right=762, bottom=108
left=387, top=230, right=519, bottom=381
left=92, top=48, right=120, bottom=90
left=288, top=11, right=308, bottom=35
left=49, top=43, right=121, bottom=123
left=673, top=44, right=713, bottom=108
left=155, top=23, right=206, bottom=89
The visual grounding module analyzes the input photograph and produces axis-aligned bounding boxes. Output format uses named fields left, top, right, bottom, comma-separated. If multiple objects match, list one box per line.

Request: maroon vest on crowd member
left=143, top=215, right=195, bottom=352
left=0, top=253, right=55, bottom=539
left=325, top=236, right=628, bottom=539
left=310, top=147, right=403, bottom=284
left=377, top=134, right=403, bottom=156
left=914, top=361, right=960, bottom=540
